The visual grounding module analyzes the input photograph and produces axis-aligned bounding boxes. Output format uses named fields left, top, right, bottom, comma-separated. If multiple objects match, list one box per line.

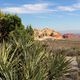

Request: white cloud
left=1, top=3, right=56, bottom=14
left=58, top=6, right=75, bottom=11
left=57, top=3, right=80, bottom=12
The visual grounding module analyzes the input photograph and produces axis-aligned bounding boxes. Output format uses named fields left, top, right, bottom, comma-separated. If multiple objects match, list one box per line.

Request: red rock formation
left=63, top=33, right=80, bottom=39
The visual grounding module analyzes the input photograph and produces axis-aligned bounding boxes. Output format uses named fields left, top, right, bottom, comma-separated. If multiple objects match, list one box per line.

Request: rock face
left=34, top=28, right=63, bottom=40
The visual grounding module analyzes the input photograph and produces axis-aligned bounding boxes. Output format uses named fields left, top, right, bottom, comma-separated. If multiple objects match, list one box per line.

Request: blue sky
left=0, top=0, right=80, bottom=31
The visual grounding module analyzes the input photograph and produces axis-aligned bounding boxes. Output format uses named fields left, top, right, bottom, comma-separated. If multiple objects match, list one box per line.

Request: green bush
left=0, top=12, right=24, bottom=41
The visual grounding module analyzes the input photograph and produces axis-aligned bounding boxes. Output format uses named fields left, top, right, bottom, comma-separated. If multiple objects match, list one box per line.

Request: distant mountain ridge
left=34, top=28, right=80, bottom=41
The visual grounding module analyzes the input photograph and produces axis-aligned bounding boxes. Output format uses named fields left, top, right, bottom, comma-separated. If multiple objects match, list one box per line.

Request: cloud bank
left=1, top=2, right=80, bottom=14
left=1, top=3, right=55, bottom=14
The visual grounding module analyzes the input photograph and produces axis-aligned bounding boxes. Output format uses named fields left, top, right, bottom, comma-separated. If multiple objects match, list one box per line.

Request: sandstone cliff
left=34, top=28, right=63, bottom=40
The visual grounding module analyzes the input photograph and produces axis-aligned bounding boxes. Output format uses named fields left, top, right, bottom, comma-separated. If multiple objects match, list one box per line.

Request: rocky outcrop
left=34, top=28, right=63, bottom=40
left=63, top=33, right=80, bottom=39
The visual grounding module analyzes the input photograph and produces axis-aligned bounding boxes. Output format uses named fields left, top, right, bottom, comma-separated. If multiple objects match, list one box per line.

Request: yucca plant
left=20, top=41, right=47, bottom=80
left=19, top=40, right=72, bottom=80
left=0, top=40, right=21, bottom=80
left=47, top=52, right=72, bottom=80
left=0, top=37, right=72, bottom=80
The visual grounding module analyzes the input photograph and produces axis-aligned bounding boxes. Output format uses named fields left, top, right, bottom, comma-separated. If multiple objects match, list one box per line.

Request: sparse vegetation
left=0, top=11, right=80, bottom=80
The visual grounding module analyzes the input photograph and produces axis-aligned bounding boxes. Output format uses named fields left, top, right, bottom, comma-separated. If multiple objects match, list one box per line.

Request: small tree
left=0, top=12, right=24, bottom=41
left=26, top=24, right=34, bottom=36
